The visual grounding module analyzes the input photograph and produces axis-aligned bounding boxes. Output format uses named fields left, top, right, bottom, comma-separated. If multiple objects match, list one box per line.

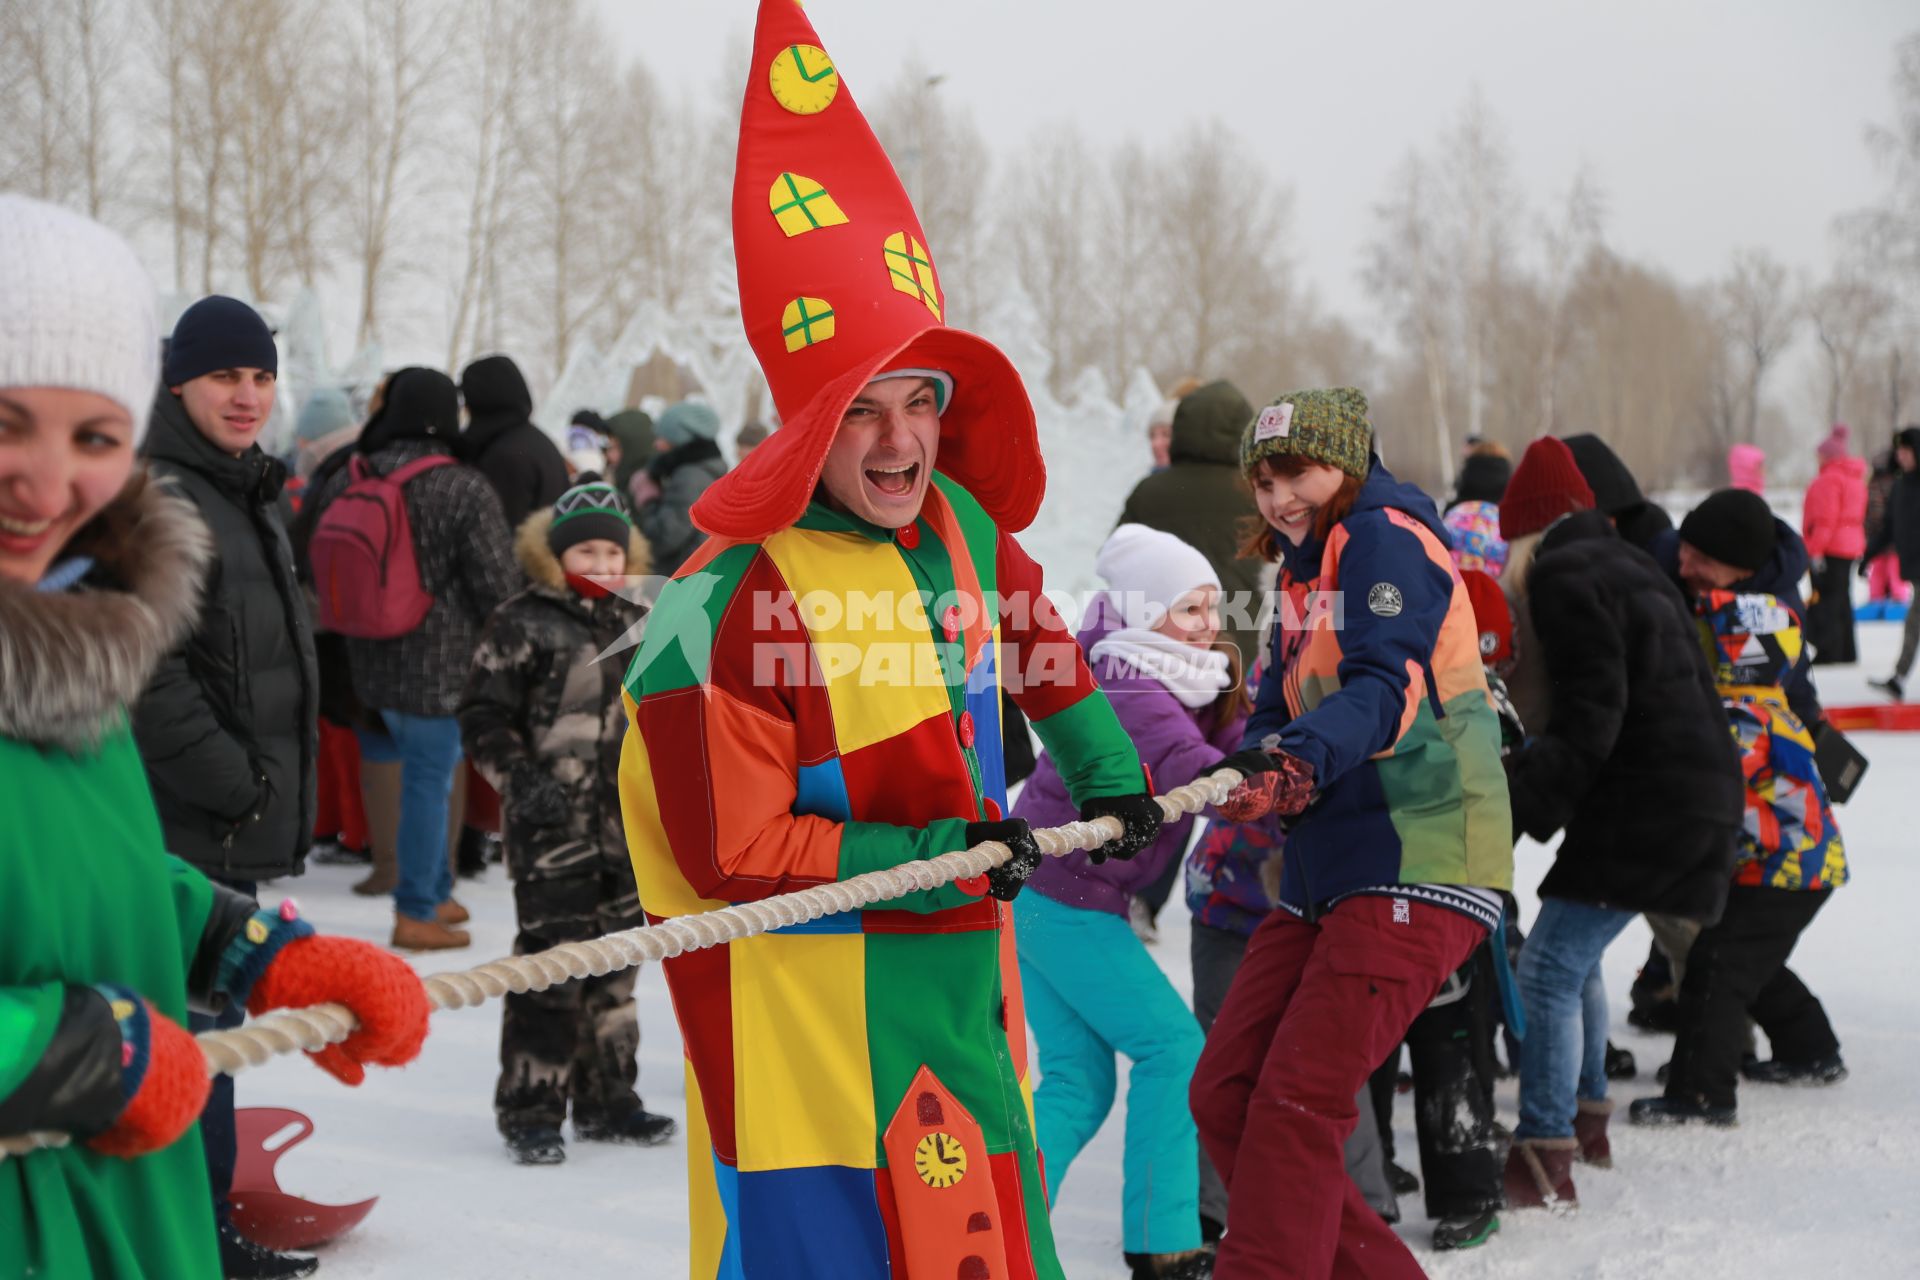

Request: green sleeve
left=1032, top=692, right=1145, bottom=806
left=837, top=817, right=982, bottom=914
left=0, top=984, right=64, bottom=1106
left=168, top=854, right=217, bottom=977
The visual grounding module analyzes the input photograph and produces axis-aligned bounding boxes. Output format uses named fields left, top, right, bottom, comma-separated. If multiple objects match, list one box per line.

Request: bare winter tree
left=1718, top=248, right=1798, bottom=445
left=1535, top=168, right=1607, bottom=432
left=445, top=0, right=533, bottom=370
left=1366, top=152, right=1457, bottom=486
left=998, top=126, right=1098, bottom=397
left=869, top=61, right=995, bottom=328
left=0, top=0, right=121, bottom=213
left=1807, top=268, right=1894, bottom=424
left=347, top=0, right=450, bottom=347
left=1441, top=89, right=1519, bottom=454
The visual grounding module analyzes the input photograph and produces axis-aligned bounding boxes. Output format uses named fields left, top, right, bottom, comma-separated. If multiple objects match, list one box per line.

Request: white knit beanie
left=0, top=195, right=161, bottom=443
left=1095, top=523, right=1221, bottom=629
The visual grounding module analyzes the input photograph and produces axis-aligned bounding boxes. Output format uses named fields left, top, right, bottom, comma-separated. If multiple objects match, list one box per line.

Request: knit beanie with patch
left=0, top=194, right=161, bottom=444
left=1678, top=489, right=1778, bottom=574
left=548, top=482, right=633, bottom=557
left=1095, top=523, right=1220, bottom=629
left=1499, top=437, right=1596, bottom=540
left=1240, top=387, right=1374, bottom=479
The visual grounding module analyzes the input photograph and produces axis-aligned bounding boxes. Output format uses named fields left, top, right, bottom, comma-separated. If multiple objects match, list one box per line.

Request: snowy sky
left=596, top=0, right=1913, bottom=323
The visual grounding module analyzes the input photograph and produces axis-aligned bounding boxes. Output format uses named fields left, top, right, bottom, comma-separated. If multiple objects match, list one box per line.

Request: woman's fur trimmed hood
left=0, top=475, right=214, bottom=751
left=513, top=508, right=649, bottom=592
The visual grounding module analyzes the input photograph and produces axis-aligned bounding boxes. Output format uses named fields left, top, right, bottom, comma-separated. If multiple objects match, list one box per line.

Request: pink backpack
left=310, top=454, right=456, bottom=638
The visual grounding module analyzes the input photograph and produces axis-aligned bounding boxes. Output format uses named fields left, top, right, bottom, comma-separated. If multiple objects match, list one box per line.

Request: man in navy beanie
left=135, top=295, right=322, bottom=1279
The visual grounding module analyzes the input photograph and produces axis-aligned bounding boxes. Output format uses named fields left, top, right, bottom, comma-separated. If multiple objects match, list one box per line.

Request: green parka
left=1117, top=380, right=1265, bottom=668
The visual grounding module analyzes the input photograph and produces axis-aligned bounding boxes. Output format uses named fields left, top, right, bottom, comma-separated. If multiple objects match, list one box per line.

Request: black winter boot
left=1432, top=1208, right=1500, bottom=1251
left=1125, top=1247, right=1215, bottom=1279
left=1743, top=1054, right=1848, bottom=1086
left=1604, top=1040, right=1637, bottom=1080
left=503, top=1125, right=567, bottom=1165
left=1869, top=674, right=1905, bottom=701
left=575, top=1108, right=677, bottom=1146
left=217, top=1221, right=319, bottom=1279
left=456, top=824, right=490, bottom=880
left=1628, top=1095, right=1737, bottom=1127
left=1386, top=1159, right=1420, bottom=1196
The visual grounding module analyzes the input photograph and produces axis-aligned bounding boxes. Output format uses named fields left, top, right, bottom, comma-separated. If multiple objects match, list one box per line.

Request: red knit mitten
left=87, top=998, right=211, bottom=1159
left=248, top=936, right=432, bottom=1086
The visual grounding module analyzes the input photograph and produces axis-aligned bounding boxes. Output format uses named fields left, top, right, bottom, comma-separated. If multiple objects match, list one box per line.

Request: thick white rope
left=3, top=768, right=1242, bottom=1158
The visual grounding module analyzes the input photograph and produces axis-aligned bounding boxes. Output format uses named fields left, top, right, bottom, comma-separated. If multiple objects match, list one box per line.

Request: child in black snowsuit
left=459, top=482, right=676, bottom=1164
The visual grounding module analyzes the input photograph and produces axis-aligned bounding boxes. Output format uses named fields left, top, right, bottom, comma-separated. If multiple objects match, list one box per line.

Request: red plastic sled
left=230, top=1107, right=377, bottom=1251
left=1823, top=703, right=1920, bottom=733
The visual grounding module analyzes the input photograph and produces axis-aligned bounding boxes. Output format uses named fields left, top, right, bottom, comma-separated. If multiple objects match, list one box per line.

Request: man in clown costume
left=618, top=3, right=1167, bottom=1278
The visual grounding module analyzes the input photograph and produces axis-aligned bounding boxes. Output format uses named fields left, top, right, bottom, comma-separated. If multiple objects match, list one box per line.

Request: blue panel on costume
left=736, top=1164, right=892, bottom=1278
left=965, top=646, right=1007, bottom=813
left=712, top=1151, right=745, bottom=1280
left=794, top=759, right=853, bottom=822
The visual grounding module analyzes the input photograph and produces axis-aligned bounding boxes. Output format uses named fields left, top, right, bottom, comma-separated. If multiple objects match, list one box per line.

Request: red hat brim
left=692, top=324, right=1042, bottom=541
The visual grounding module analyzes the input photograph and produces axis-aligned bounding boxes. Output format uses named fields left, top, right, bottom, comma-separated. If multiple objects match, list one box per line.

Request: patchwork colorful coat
left=1250, top=460, right=1513, bottom=929
left=620, top=474, right=1142, bottom=1280
left=1694, top=590, right=1848, bottom=891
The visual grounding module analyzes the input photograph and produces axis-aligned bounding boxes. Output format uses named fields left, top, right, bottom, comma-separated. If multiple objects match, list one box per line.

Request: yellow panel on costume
left=685, top=1063, right=727, bottom=1280
left=781, top=296, right=836, bottom=352
left=731, top=931, right=876, bottom=1171
left=761, top=528, right=952, bottom=754
left=619, top=705, right=727, bottom=919
left=769, top=173, right=849, bottom=237
left=882, top=232, right=942, bottom=320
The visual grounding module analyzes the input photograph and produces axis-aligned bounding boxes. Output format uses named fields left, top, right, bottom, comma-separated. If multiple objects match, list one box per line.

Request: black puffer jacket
left=458, top=512, right=648, bottom=883
left=1863, top=455, right=1920, bottom=581
left=1505, top=511, right=1742, bottom=922
left=134, top=392, right=319, bottom=879
left=458, top=354, right=570, bottom=529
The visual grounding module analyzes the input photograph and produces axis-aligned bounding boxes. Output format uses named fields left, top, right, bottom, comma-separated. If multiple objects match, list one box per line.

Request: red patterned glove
left=1217, top=749, right=1317, bottom=823
left=248, top=936, right=432, bottom=1086
left=87, top=992, right=211, bottom=1159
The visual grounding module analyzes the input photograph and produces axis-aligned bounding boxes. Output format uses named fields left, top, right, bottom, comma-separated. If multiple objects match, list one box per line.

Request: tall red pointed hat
left=690, top=0, right=1043, bottom=541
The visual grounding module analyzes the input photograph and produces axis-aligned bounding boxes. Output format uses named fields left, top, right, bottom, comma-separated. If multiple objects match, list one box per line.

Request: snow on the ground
left=246, top=622, right=1920, bottom=1279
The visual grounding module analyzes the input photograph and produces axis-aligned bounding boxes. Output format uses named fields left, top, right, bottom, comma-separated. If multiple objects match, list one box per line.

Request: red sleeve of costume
left=997, top=531, right=1101, bottom=722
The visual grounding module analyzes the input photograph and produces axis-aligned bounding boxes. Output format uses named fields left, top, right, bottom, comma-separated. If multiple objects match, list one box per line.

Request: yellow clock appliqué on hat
left=769, top=43, right=839, bottom=115
left=912, top=1131, right=968, bottom=1188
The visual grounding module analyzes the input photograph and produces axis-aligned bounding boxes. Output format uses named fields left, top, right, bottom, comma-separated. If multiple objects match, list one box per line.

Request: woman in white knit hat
left=0, top=195, right=432, bottom=1280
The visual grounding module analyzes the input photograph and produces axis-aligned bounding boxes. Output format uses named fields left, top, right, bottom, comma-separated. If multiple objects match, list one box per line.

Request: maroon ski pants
left=1191, top=894, right=1486, bottom=1278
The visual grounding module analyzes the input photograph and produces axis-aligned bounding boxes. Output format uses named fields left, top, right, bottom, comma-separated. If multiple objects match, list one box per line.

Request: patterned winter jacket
left=1442, top=498, right=1509, bottom=577
left=310, top=439, right=520, bottom=717
left=1694, top=589, right=1848, bottom=892
left=1185, top=814, right=1285, bottom=936
left=619, top=473, right=1142, bottom=1276
left=1248, top=458, right=1513, bottom=929
left=459, top=514, right=649, bottom=889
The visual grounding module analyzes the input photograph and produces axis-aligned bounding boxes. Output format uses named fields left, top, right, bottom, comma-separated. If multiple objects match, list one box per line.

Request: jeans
left=361, top=711, right=462, bottom=922
left=1514, top=897, right=1634, bottom=1141
left=189, top=876, right=256, bottom=1225
left=1016, top=891, right=1205, bottom=1255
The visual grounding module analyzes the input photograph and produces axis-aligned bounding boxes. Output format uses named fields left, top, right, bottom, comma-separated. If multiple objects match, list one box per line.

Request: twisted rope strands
left=2, top=768, right=1242, bottom=1158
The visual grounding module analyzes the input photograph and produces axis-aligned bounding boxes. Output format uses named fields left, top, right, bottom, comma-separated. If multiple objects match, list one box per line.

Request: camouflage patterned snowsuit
left=459, top=514, right=650, bottom=1133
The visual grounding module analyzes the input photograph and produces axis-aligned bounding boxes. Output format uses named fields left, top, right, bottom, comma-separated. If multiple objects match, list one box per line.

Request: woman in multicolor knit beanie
left=1190, top=388, right=1514, bottom=1273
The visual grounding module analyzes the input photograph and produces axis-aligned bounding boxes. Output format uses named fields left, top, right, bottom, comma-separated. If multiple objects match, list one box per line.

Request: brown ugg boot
left=1574, top=1098, right=1614, bottom=1167
left=353, top=759, right=401, bottom=896
left=391, top=914, right=471, bottom=952
left=436, top=899, right=470, bottom=926
left=1502, top=1137, right=1579, bottom=1210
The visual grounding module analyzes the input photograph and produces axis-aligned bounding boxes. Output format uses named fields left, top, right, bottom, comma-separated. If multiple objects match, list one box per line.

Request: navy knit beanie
left=1679, top=489, right=1777, bottom=573
left=164, top=295, right=277, bottom=386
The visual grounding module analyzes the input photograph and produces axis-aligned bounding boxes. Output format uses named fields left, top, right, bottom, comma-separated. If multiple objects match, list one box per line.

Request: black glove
left=1218, top=747, right=1280, bottom=777
left=965, top=819, right=1043, bottom=902
left=1080, top=792, right=1163, bottom=864
left=1856, top=558, right=1872, bottom=579
left=510, top=762, right=570, bottom=828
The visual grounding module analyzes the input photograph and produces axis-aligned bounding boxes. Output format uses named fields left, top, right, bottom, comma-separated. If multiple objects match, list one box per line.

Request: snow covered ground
left=244, top=622, right=1920, bottom=1279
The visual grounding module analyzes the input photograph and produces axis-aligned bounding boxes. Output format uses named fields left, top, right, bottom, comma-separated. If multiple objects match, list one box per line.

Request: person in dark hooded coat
left=1118, top=379, right=1265, bottom=670
left=1562, top=433, right=1673, bottom=553
left=458, top=354, right=570, bottom=528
